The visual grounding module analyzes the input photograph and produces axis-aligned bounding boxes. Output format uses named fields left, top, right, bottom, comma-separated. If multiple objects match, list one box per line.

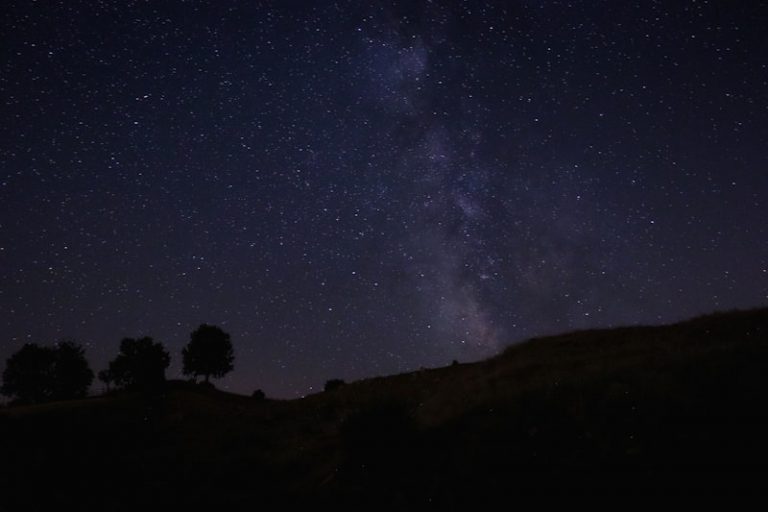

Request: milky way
left=1, top=1, right=767, bottom=397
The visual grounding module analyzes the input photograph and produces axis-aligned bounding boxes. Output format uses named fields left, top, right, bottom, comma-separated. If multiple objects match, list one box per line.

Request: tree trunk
left=205, top=374, right=210, bottom=383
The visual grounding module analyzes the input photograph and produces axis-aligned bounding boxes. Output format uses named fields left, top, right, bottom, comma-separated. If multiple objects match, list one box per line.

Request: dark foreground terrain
left=2, top=308, right=768, bottom=509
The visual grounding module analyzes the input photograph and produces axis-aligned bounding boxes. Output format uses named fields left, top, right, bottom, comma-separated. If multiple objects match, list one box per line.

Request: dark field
left=2, top=308, right=768, bottom=509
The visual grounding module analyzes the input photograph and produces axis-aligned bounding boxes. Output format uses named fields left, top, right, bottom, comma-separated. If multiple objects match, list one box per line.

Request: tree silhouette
left=51, top=341, right=94, bottom=400
left=182, top=324, right=234, bottom=383
left=1, top=341, right=94, bottom=404
left=108, top=337, right=170, bottom=391
left=1, top=344, right=55, bottom=403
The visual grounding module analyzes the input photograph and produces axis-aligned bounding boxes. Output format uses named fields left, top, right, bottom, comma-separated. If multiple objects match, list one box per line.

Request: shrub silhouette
left=252, top=389, right=266, bottom=400
left=197, top=380, right=215, bottom=391
left=182, top=324, right=234, bottom=383
left=108, top=337, right=170, bottom=391
left=1, top=341, right=94, bottom=404
left=97, top=369, right=113, bottom=392
left=324, top=378, right=346, bottom=392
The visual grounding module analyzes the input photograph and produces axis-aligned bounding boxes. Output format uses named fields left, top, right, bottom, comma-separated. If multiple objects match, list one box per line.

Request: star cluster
left=1, top=1, right=767, bottom=397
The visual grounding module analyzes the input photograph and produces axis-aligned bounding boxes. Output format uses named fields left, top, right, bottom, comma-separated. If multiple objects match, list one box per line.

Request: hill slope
left=2, top=308, right=768, bottom=508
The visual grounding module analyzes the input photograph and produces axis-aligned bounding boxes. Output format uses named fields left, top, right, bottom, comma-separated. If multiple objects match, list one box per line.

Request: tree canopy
left=1, top=341, right=94, bottom=404
left=108, top=337, right=170, bottom=391
left=182, top=324, right=234, bottom=382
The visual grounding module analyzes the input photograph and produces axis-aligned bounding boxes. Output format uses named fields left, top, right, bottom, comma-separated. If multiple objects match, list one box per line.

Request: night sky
left=1, top=1, right=767, bottom=398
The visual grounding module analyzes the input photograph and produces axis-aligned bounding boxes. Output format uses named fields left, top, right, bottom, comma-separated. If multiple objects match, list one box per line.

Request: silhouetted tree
left=252, top=389, right=266, bottom=400
left=182, top=324, right=234, bottom=383
left=325, top=378, right=346, bottom=392
left=51, top=341, right=94, bottom=400
left=108, top=337, right=170, bottom=391
left=1, top=341, right=94, bottom=404
left=1, top=344, right=55, bottom=403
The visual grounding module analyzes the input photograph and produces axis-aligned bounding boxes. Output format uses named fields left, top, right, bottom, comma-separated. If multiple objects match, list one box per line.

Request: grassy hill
left=2, top=308, right=768, bottom=509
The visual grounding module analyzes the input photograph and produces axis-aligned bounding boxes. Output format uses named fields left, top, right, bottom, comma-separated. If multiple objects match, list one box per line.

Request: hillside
left=2, top=308, right=768, bottom=509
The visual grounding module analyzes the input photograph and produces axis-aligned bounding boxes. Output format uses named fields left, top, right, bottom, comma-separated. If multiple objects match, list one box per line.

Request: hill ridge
left=2, top=306, right=767, bottom=507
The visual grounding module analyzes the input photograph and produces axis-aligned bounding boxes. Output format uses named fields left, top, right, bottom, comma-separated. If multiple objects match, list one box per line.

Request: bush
left=251, top=389, right=266, bottom=400
left=324, top=378, right=346, bottom=392
left=197, top=380, right=215, bottom=391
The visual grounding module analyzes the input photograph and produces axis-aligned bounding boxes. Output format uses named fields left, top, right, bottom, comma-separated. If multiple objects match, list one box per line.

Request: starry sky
left=1, top=1, right=767, bottom=398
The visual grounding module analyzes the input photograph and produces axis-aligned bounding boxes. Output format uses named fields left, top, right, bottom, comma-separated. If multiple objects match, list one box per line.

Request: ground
left=2, top=308, right=767, bottom=509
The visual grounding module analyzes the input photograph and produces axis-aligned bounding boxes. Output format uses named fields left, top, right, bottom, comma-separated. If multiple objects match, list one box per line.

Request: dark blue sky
left=1, top=1, right=767, bottom=398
